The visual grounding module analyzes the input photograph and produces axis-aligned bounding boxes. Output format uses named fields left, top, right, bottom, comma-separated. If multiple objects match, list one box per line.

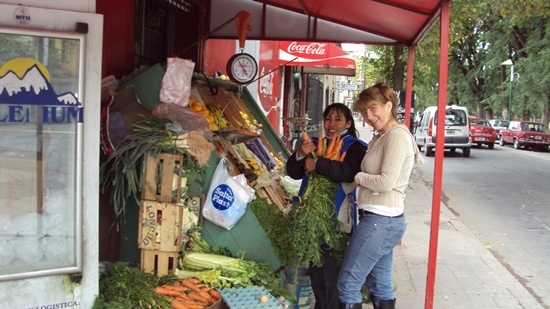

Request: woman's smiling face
left=362, top=100, right=393, bottom=132
left=324, top=109, right=351, bottom=137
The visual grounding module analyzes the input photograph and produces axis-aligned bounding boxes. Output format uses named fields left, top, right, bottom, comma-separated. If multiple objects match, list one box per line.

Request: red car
left=469, top=117, right=496, bottom=149
left=499, top=120, right=550, bottom=151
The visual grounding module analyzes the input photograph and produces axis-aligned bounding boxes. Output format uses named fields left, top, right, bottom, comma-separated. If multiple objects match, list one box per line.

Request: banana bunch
left=207, top=105, right=231, bottom=129
left=188, top=97, right=218, bottom=131
left=244, top=157, right=265, bottom=176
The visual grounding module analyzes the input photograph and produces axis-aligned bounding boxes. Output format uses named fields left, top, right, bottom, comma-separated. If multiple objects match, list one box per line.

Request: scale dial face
left=226, top=53, right=258, bottom=85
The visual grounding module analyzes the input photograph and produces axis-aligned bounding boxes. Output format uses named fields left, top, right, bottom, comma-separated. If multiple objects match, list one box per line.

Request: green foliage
left=248, top=197, right=295, bottom=265
left=181, top=232, right=294, bottom=302
left=250, top=176, right=348, bottom=269
left=93, top=262, right=176, bottom=309
left=381, top=0, right=550, bottom=123
left=100, top=115, right=206, bottom=220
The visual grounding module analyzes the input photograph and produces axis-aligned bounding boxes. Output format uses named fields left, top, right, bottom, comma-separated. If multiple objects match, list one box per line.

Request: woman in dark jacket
left=285, top=103, right=368, bottom=309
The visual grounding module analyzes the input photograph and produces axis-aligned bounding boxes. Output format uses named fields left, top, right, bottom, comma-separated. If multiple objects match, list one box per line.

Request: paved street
left=354, top=120, right=545, bottom=308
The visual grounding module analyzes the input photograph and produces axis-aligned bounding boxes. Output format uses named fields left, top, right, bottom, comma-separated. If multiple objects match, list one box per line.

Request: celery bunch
left=177, top=233, right=293, bottom=302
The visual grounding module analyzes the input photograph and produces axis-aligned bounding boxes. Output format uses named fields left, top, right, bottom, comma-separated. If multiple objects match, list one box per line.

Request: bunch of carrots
left=153, top=277, right=221, bottom=309
left=302, top=131, right=346, bottom=162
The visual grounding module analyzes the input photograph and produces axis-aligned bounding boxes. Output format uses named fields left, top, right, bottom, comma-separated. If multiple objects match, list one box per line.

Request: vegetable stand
left=99, top=71, right=318, bottom=308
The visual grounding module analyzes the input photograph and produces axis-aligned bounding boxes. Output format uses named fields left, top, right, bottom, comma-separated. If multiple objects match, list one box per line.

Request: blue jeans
left=337, top=212, right=406, bottom=305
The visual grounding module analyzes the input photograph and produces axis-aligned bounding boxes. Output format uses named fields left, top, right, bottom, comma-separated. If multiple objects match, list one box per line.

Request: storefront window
left=0, top=28, right=83, bottom=280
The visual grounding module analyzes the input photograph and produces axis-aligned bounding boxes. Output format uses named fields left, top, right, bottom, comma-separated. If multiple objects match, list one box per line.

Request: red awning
left=279, top=41, right=356, bottom=76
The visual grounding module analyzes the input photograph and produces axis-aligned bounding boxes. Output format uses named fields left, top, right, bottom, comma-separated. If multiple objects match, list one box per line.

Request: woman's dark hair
left=323, top=103, right=359, bottom=138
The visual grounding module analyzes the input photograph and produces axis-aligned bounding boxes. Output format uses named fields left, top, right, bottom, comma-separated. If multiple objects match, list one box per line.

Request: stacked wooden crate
left=138, top=152, right=186, bottom=277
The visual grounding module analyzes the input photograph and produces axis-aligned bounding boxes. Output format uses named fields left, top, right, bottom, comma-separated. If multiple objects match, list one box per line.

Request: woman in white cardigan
left=337, top=82, right=423, bottom=309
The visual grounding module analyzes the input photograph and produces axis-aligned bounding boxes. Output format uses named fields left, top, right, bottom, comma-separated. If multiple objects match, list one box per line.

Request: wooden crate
left=142, top=152, right=186, bottom=203
left=140, top=249, right=179, bottom=277
left=138, top=200, right=183, bottom=252
left=138, top=200, right=183, bottom=277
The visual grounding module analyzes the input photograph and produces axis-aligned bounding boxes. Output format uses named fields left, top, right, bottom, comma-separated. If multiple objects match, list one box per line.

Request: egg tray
left=219, top=286, right=281, bottom=309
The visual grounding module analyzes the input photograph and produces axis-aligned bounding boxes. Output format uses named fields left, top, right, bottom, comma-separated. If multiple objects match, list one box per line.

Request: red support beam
left=425, top=0, right=451, bottom=308
left=405, top=46, right=415, bottom=129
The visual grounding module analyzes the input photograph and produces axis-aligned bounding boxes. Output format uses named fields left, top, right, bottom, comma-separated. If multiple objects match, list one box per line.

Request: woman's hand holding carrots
left=298, top=131, right=317, bottom=159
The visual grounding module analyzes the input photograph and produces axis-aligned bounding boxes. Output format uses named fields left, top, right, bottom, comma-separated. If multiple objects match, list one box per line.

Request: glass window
left=439, top=109, right=467, bottom=126
left=0, top=29, right=83, bottom=280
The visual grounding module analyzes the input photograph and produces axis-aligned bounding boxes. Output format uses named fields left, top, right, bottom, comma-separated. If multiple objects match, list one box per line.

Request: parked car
left=499, top=120, right=550, bottom=151
left=469, top=117, right=496, bottom=149
left=489, top=119, right=510, bottom=140
left=415, top=105, right=471, bottom=157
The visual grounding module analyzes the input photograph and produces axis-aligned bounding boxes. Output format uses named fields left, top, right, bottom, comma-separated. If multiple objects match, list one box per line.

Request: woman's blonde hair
left=353, top=82, right=399, bottom=120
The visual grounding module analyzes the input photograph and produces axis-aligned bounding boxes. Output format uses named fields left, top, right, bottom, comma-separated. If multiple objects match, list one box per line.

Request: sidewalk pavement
left=354, top=120, right=544, bottom=309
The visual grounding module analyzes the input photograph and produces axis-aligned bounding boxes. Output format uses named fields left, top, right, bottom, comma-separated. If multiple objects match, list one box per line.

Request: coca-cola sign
left=278, top=41, right=356, bottom=76
left=286, top=42, right=327, bottom=56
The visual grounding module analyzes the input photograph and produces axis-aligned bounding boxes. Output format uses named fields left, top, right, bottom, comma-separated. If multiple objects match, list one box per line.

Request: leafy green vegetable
left=93, top=262, right=176, bottom=309
left=179, top=232, right=294, bottom=302
left=248, top=197, right=295, bottom=265
left=100, top=115, right=205, bottom=220
left=287, top=174, right=346, bottom=267
left=250, top=175, right=348, bottom=269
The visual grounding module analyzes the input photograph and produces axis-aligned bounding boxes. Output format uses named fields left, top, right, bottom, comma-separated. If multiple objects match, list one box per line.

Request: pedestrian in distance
left=286, top=103, right=368, bottom=309
left=337, top=83, right=424, bottom=309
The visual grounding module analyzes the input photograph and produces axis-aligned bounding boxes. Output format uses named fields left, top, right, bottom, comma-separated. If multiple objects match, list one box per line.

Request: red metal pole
left=425, top=1, right=451, bottom=308
left=405, top=46, right=415, bottom=129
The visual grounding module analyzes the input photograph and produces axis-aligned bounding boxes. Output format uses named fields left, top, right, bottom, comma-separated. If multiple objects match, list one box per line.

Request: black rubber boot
left=377, top=298, right=396, bottom=309
left=339, top=302, right=363, bottom=309
left=370, top=293, right=378, bottom=309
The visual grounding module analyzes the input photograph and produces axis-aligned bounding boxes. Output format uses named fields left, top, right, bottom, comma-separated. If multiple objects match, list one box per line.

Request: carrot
left=316, top=134, right=324, bottom=156
left=198, top=290, right=213, bottom=304
left=327, top=150, right=340, bottom=161
left=171, top=298, right=206, bottom=309
left=182, top=279, right=203, bottom=293
left=334, top=138, right=343, bottom=154
left=338, top=151, right=347, bottom=162
left=188, top=292, right=210, bottom=304
left=177, top=294, right=194, bottom=301
left=325, top=133, right=342, bottom=159
left=170, top=299, right=189, bottom=309
left=154, top=286, right=185, bottom=298
left=324, top=133, right=338, bottom=157
left=186, top=277, right=202, bottom=284
left=209, top=289, right=221, bottom=300
left=163, top=285, right=189, bottom=293
left=302, top=131, right=311, bottom=141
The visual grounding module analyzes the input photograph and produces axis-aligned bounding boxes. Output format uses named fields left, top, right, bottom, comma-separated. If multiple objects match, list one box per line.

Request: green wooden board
left=119, top=64, right=165, bottom=111
left=202, top=206, right=282, bottom=272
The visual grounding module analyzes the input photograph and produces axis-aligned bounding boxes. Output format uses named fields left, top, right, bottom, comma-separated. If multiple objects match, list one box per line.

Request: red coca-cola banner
left=279, top=41, right=356, bottom=76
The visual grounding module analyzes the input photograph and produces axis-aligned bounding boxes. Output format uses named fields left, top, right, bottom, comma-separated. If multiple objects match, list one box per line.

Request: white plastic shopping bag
left=202, top=157, right=255, bottom=230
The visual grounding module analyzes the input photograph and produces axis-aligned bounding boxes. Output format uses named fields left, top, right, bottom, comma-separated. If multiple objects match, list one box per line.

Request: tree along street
left=418, top=145, right=550, bottom=308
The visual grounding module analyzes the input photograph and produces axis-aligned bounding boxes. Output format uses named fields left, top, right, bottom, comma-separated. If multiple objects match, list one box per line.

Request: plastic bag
left=152, top=102, right=210, bottom=135
left=159, top=57, right=195, bottom=106
left=202, top=157, right=255, bottom=230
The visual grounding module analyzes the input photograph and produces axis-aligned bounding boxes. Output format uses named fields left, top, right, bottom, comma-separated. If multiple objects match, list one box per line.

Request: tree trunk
left=542, top=95, right=550, bottom=127
left=393, top=46, right=404, bottom=90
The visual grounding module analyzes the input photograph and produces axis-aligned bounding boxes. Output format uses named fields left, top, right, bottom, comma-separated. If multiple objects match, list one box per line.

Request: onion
left=259, top=294, right=269, bottom=303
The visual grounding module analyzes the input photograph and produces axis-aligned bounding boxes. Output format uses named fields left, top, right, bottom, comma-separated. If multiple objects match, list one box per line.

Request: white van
left=414, top=105, right=471, bottom=157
